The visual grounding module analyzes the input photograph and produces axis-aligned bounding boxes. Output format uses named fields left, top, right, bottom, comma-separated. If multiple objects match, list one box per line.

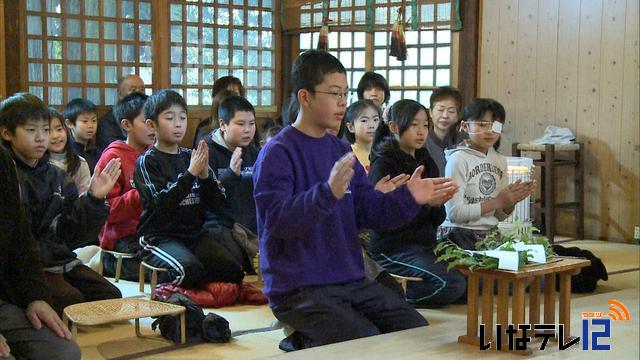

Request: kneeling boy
left=97, top=92, right=155, bottom=280
left=134, top=90, right=244, bottom=289
left=253, top=50, right=458, bottom=350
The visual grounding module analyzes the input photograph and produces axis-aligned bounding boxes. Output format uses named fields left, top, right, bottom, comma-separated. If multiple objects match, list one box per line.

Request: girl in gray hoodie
left=440, top=98, right=535, bottom=249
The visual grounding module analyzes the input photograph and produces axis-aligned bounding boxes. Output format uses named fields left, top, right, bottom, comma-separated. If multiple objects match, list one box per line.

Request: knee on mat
left=407, top=278, right=466, bottom=307
left=179, top=261, right=206, bottom=288
left=104, top=284, right=123, bottom=299
left=321, top=323, right=380, bottom=345
left=26, top=337, right=81, bottom=360
left=50, top=339, right=81, bottom=360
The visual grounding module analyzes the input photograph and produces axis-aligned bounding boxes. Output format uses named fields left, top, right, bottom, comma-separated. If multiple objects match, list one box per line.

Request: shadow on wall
left=579, top=136, right=639, bottom=242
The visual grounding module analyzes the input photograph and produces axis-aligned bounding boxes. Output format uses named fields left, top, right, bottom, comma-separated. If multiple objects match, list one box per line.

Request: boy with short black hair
left=204, top=95, right=260, bottom=272
left=64, top=98, right=100, bottom=173
left=0, top=144, right=80, bottom=360
left=134, top=90, right=245, bottom=289
left=97, top=92, right=154, bottom=280
left=253, top=50, right=458, bottom=350
left=0, top=92, right=122, bottom=315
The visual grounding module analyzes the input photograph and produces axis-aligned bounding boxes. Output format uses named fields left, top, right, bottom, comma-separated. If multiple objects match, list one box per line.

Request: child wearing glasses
left=439, top=98, right=536, bottom=250
left=253, top=50, right=460, bottom=351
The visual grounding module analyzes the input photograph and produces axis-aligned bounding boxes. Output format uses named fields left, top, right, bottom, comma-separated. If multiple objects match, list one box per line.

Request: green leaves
left=434, top=220, right=554, bottom=272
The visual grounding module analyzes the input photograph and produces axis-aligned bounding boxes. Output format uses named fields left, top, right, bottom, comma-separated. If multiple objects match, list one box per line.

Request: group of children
left=0, top=49, right=535, bottom=358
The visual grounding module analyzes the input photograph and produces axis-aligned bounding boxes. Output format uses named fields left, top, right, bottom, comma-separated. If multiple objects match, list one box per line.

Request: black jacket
left=69, top=133, right=101, bottom=174
left=97, top=108, right=127, bottom=151
left=10, top=150, right=109, bottom=268
left=367, top=137, right=446, bottom=254
left=0, top=146, right=51, bottom=308
left=203, top=130, right=259, bottom=233
left=134, top=146, right=225, bottom=240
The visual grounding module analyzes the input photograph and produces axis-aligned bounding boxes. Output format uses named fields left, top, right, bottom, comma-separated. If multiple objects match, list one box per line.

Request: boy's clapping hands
left=230, top=147, right=243, bottom=176
left=90, top=158, right=121, bottom=199
left=188, top=140, right=210, bottom=179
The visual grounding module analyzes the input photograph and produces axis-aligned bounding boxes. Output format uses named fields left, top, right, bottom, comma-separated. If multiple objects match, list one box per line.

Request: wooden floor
left=75, top=240, right=640, bottom=359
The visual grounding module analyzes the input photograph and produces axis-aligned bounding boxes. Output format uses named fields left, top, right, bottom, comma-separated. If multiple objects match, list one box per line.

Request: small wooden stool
left=63, top=298, right=186, bottom=344
left=98, top=250, right=137, bottom=283
left=389, top=273, right=424, bottom=294
left=512, top=143, right=584, bottom=243
left=457, top=257, right=590, bottom=354
left=139, top=261, right=169, bottom=299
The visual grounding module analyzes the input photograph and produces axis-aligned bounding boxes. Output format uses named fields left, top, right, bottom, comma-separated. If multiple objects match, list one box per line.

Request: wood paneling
left=478, top=0, right=640, bottom=242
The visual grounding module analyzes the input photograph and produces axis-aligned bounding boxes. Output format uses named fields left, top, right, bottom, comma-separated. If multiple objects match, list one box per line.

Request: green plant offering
left=434, top=219, right=555, bottom=272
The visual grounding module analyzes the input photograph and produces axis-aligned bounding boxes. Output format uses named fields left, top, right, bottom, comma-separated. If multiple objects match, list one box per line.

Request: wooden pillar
left=457, top=0, right=479, bottom=106
left=152, top=0, right=169, bottom=90
left=3, top=0, right=25, bottom=96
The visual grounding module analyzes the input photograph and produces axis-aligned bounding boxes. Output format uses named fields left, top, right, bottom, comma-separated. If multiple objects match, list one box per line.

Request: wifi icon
left=608, top=299, right=631, bottom=321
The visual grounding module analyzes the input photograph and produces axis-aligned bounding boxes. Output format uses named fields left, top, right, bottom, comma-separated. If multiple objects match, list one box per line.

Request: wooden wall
left=478, top=0, right=639, bottom=242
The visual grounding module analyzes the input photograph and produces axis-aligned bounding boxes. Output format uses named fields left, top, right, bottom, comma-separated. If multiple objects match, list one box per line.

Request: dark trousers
left=103, top=235, right=146, bottom=281
left=140, top=231, right=245, bottom=289
left=272, top=279, right=427, bottom=351
left=0, top=303, right=81, bottom=360
left=44, top=264, right=122, bottom=315
left=371, top=244, right=466, bottom=308
left=206, top=224, right=254, bottom=274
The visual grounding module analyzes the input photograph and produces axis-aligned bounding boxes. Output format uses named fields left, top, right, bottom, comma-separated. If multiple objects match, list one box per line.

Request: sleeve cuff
left=318, top=182, right=338, bottom=211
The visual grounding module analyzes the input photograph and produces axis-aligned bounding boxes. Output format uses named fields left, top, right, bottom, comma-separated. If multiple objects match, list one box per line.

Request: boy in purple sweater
left=253, top=50, right=459, bottom=351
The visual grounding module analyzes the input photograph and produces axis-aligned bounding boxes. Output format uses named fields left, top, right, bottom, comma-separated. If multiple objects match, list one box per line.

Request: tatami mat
left=76, top=240, right=639, bottom=359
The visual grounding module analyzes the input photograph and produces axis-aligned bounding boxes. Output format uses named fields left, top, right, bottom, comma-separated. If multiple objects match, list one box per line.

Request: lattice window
left=297, top=1, right=453, bottom=105
left=373, top=29, right=451, bottom=105
left=25, top=0, right=154, bottom=105
left=168, top=0, right=275, bottom=106
left=299, top=31, right=366, bottom=103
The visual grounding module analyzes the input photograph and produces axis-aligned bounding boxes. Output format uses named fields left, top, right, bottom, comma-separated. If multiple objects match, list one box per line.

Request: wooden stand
left=512, top=143, right=584, bottom=243
left=457, top=258, right=590, bottom=355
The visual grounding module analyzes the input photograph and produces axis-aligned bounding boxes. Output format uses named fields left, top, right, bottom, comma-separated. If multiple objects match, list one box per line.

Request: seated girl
left=368, top=99, right=465, bottom=308
left=439, top=98, right=535, bottom=250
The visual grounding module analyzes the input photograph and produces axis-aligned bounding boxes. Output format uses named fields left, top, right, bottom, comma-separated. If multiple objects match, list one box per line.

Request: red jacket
left=97, top=141, right=148, bottom=250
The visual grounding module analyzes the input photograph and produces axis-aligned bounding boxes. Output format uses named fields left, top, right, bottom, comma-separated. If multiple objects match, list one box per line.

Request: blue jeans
left=371, top=243, right=466, bottom=308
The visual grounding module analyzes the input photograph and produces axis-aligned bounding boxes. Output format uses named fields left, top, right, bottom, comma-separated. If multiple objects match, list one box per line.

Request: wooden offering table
left=457, top=257, right=590, bottom=354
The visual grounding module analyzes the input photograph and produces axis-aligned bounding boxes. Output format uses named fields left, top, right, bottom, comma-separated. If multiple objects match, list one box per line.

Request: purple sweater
left=253, top=126, right=422, bottom=306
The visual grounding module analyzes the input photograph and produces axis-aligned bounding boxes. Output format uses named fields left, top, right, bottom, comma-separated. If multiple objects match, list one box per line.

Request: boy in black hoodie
left=0, top=144, right=80, bottom=360
left=0, top=93, right=122, bottom=315
left=134, top=90, right=245, bottom=289
left=368, top=99, right=466, bottom=308
left=204, top=96, right=260, bottom=272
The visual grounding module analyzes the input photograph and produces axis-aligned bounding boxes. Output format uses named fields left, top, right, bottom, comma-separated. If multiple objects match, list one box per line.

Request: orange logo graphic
left=582, top=299, right=630, bottom=321
left=607, top=299, right=630, bottom=321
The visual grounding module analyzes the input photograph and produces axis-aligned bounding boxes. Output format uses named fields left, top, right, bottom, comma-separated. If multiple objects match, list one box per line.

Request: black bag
left=552, top=245, right=608, bottom=293
left=151, top=293, right=231, bottom=344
